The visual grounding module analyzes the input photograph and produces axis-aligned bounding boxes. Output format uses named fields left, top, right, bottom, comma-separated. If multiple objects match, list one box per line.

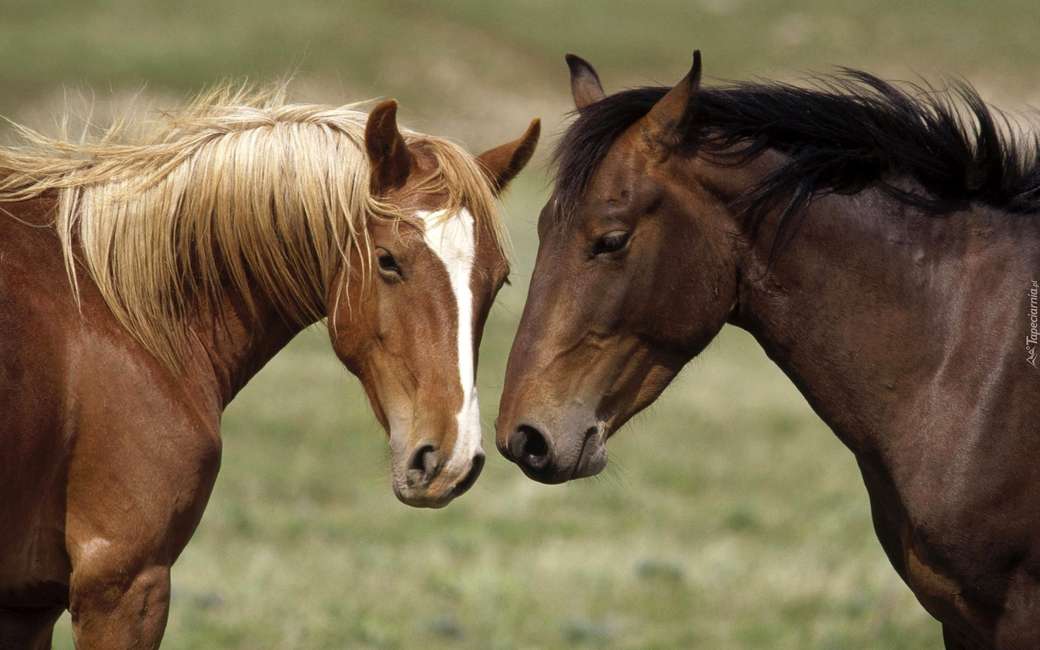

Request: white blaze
left=418, top=209, right=482, bottom=471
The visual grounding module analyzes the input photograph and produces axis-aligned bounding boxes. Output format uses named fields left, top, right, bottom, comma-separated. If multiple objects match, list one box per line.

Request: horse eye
left=376, top=248, right=402, bottom=278
left=593, top=230, right=630, bottom=256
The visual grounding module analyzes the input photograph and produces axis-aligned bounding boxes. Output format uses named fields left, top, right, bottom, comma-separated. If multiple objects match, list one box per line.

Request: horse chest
left=904, top=540, right=982, bottom=628
left=858, top=456, right=1012, bottom=637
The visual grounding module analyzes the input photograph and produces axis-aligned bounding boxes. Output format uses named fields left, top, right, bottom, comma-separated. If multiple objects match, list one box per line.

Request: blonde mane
left=0, top=85, right=506, bottom=369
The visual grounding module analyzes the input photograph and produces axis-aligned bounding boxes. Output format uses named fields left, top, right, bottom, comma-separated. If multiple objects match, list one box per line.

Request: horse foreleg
left=69, top=562, right=171, bottom=649
left=62, top=403, right=221, bottom=648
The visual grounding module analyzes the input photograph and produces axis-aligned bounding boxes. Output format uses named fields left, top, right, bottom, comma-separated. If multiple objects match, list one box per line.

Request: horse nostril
left=513, top=424, right=551, bottom=470
left=406, top=444, right=439, bottom=486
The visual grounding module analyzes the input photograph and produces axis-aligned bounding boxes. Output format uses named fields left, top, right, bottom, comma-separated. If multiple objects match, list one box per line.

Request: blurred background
left=5, top=1, right=1038, bottom=647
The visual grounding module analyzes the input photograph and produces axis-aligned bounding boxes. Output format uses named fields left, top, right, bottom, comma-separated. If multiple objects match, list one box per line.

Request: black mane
left=553, top=71, right=1040, bottom=239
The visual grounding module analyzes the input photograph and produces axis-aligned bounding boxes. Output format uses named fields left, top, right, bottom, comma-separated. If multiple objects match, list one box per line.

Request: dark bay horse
left=497, top=52, right=1040, bottom=648
left=0, top=87, right=538, bottom=648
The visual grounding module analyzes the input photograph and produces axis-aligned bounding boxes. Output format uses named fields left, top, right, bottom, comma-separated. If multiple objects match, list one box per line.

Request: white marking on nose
left=417, top=208, right=482, bottom=472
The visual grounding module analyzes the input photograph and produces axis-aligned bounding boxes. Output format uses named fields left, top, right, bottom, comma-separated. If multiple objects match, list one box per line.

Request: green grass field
left=5, top=1, right=1039, bottom=647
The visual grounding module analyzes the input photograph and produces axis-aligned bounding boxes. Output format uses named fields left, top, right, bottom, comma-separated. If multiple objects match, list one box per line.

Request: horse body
left=735, top=186, right=1040, bottom=646
left=498, top=52, right=1040, bottom=648
left=0, top=183, right=340, bottom=645
left=1, top=197, right=80, bottom=615
left=0, top=90, right=539, bottom=648
left=1, top=193, right=231, bottom=647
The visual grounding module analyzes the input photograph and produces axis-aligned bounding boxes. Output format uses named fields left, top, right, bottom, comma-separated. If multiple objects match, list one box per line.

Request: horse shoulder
left=63, top=312, right=224, bottom=568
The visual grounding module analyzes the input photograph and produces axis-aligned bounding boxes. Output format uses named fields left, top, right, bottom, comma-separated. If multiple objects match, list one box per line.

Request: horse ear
left=365, top=100, right=413, bottom=195
left=477, top=118, right=541, bottom=195
left=566, top=54, right=605, bottom=111
left=642, top=50, right=702, bottom=154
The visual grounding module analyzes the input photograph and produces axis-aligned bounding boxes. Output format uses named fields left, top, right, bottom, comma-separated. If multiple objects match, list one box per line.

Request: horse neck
left=727, top=173, right=1029, bottom=454
left=187, top=287, right=316, bottom=410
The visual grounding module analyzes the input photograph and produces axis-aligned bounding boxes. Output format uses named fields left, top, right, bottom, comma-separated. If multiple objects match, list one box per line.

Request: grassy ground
left=5, top=1, right=1038, bottom=647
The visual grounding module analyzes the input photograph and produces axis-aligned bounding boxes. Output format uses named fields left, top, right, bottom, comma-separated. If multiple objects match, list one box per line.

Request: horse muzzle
left=499, top=418, right=607, bottom=484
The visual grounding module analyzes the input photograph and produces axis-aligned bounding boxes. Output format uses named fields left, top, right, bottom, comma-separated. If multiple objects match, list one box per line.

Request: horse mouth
left=570, top=426, right=608, bottom=481
left=392, top=454, right=485, bottom=508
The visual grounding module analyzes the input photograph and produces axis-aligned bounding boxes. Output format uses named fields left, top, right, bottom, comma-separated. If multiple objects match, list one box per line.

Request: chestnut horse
left=497, top=52, right=1040, bottom=649
left=0, top=87, right=538, bottom=648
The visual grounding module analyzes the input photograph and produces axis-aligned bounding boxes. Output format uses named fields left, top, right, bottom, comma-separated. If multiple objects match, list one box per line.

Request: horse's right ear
left=365, top=100, right=413, bottom=195
left=566, top=54, right=605, bottom=111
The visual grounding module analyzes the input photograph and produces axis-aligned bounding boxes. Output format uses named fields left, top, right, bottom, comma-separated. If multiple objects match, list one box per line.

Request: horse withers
left=496, top=52, right=1040, bottom=649
left=0, top=88, right=538, bottom=648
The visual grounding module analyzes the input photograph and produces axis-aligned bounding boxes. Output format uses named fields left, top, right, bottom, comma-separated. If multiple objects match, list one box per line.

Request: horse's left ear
left=566, top=54, right=606, bottom=111
left=365, top=99, right=414, bottom=195
left=642, top=50, right=702, bottom=155
left=477, top=118, right=541, bottom=194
